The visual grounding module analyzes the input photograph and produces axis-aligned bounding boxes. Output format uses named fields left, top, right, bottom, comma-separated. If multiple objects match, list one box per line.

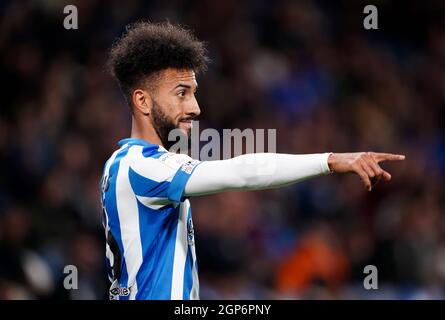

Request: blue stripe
left=142, top=146, right=166, bottom=159
left=128, top=166, right=170, bottom=198
left=135, top=201, right=180, bottom=299
left=119, top=138, right=152, bottom=147
left=167, top=162, right=201, bottom=203
left=104, top=146, right=130, bottom=297
left=133, top=200, right=159, bottom=299
left=118, top=138, right=166, bottom=159
left=118, top=259, right=130, bottom=300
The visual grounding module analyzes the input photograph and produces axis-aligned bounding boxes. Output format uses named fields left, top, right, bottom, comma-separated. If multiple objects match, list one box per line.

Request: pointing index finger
left=371, top=152, right=406, bottom=163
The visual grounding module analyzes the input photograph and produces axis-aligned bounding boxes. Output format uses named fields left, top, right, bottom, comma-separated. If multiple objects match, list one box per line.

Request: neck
left=130, top=114, right=163, bottom=147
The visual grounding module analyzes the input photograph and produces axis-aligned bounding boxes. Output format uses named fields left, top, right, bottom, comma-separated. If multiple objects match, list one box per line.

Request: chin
left=177, top=126, right=191, bottom=137
left=182, top=128, right=192, bottom=138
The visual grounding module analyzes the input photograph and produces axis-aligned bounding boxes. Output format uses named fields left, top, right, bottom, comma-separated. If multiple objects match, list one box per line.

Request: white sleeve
left=184, top=152, right=333, bottom=197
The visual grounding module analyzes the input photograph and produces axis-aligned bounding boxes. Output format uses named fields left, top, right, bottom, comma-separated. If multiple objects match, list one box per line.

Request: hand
left=327, top=152, right=405, bottom=191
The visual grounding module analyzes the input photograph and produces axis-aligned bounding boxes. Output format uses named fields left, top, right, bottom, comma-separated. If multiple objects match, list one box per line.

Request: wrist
left=327, top=153, right=336, bottom=173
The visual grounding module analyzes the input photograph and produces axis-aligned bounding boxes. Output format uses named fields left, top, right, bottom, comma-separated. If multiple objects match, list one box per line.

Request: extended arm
left=184, top=151, right=405, bottom=197
left=184, top=152, right=332, bottom=197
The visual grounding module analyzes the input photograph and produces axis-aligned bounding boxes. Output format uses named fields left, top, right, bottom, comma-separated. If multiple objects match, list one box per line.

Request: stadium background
left=0, top=0, right=444, bottom=299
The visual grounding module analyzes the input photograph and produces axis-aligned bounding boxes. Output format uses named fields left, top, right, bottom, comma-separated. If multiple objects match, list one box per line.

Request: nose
left=187, top=95, right=201, bottom=118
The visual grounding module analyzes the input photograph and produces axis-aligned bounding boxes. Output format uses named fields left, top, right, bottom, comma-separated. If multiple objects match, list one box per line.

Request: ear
left=132, top=89, right=152, bottom=116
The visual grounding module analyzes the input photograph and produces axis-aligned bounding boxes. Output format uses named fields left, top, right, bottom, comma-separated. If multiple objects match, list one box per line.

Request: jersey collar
left=118, top=138, right=168, bottom=152
left=118, top=138, right=155, bottom=147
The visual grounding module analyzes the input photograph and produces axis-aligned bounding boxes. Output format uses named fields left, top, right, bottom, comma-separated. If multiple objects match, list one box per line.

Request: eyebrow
left=172, top=83, right=198, bottom=91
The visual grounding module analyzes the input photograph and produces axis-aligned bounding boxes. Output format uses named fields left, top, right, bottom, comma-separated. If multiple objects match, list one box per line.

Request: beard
left=150, top=100, right=191, bottom=150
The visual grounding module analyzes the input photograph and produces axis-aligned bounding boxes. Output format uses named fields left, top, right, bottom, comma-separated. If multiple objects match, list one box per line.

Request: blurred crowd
left=0, top=0, right=444, bottom=299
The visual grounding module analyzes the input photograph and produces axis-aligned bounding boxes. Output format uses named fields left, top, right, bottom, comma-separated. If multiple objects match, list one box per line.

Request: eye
left=178, top=90, right=186, bottom=97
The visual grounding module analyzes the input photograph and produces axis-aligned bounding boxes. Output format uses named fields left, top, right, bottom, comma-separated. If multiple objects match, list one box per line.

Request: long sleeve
left=184, top=152, right=332, bottom=197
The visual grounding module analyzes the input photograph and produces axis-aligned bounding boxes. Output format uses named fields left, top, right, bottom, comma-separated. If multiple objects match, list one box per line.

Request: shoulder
left=157, top=152, right=197, bottom=170
left=125, top=145, right=198, bottom=179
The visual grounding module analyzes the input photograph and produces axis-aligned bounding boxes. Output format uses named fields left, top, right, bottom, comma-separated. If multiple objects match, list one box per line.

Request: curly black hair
left=108, top=21, right=209, bottom=102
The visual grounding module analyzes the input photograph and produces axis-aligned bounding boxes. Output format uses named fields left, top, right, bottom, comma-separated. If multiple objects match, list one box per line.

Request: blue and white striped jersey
left=100, top=138, right=201, bottom=300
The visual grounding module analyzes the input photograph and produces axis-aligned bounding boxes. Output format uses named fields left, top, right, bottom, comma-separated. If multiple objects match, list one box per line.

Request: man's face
left=149, top=68, right=200, bottom=149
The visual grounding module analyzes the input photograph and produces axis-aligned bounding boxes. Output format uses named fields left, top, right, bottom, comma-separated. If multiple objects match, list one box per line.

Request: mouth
left=179, top=118, right=193, bottom=130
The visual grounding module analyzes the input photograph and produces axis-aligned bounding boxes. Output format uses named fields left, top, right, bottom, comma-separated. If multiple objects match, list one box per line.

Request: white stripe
left=104, top=147, right=123, bottom=177
left=116, top=145, right=144, bottom=299
left=105, top=242, right=114, bottom=268
left=190, top=260, right=199, bottom=300
left=130, top=282, right=138, bottom=300
left=129, top=146, right=178, bottom=182
left=103, top=146, right=125, bottom=281
left=170, top=203, right=188, bottom=299
left=135, top=195, right=170, bottom=210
